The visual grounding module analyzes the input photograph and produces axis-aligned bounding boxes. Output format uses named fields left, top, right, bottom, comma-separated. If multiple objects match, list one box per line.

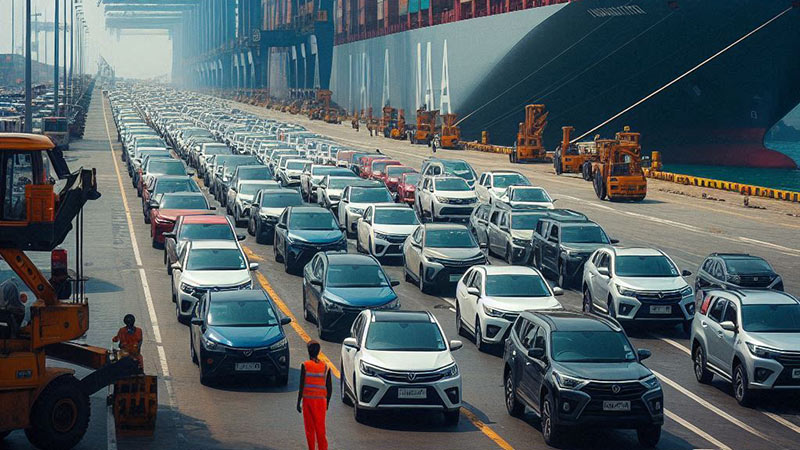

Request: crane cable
left=571, top=6, right=794, bottom=143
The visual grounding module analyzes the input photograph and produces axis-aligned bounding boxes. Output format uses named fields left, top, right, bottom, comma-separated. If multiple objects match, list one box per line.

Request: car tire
left=418, top=265, right=432, bottom=294
left=353, top=393, right=369, bottom=424
left=317, top=306, right=330, bottom=341
left=637, top=425, right=661, bottom=448
left=533, top=250, right=542, bottom=271
left=274, top=241, right=284, bottom=263
left=171, top=279, right=177, bottom=304
left=541, top=391, right=561, bottom=447
left=284, top=249, right=292, bottom=274
left=475, top=318, right=487, bottom=352
left=175, top=300, right=187, bottom=325
left=340, top=365, right=353, bottom=406
left=24, top=375, right=90, bottom=450
left=190, top=336, right=198, bottom=364
left=199, top=361, right=212, bottom=386
left=456, top=304, right=467, bottom=338
left=557, top=261, right=569, bottom=288
left=443, top=409, right=460, bottom=426
left=302, top=290, right=311, bottom=322
left=582, top=287, right=593, bottom=313
left=504, top=370, right=524, bottom=417
left=734, top=363, right=755, bottom=407
left=248, top=218, right=255, bottom=236
left=693, top=345, right=714, bottom=384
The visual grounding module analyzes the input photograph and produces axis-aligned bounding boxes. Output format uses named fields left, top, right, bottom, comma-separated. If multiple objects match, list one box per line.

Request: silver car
left=691, top=289, right=800, bottom=406
left=356, top=204, right=420, bottom=258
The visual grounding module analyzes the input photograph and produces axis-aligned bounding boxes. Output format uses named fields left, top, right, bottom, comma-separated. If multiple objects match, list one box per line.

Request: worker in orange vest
left=297, top=340, right=332, bottom=450
left=112, top=314, right=143, bottom=371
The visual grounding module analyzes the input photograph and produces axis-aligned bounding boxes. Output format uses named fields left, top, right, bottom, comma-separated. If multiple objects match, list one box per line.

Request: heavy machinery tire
left=582, top=162, right=593, bottom=181
left=554, top=156, right=563, bottom=175
left=25, top=375, right=90, bottom=450
left=593, top=170, right=607, bottom=200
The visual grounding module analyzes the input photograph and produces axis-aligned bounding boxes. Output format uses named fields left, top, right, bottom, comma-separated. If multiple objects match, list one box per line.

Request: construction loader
left=438, top=113, right=461, bottom=149
left=586, top=127, right=647, bottom=201
left=553, top=126, right=598, bottom=179
left=411, top=108, right=439, bottom=144
left=509, top=104, right=548, bottom=163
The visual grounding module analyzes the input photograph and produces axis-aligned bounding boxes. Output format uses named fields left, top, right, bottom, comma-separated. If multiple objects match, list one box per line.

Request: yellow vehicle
left=42, top=117, right=70, bottom=149
left=588, top=127, right=647, bottom=201
left=411, top=108, right=439, bottom=145
left=439, top=113, right=461, bottom=149
left=554, top=126, right=598, bottom=178
left=510, top=104, right=548, bottom=163
left=0, top=134, right=143, bottom=449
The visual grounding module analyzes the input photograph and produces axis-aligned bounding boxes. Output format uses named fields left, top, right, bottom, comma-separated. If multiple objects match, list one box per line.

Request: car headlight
left=426, top=256, right=449, bottom=265
left=438, top=363, right=459, bottom=379
left=679, top=286, right=693, bottom=297
left=269, top=337, right=288, bottom=351
left=237, top=280, right=253, bottom=290
left=483, top=305, right=505, bottom=318
left=360, top=361, right=379, bottom=377
left=436, top=196, right=449, bottom=203
left=615, top=283, right=637, bottom=297
left=553, top=371, right=588, bottom=390
left=201, top=335, right=220, bottom=350
left=512, top=238, right=528, bottom=246
left=180, top=282, right=196, bottom=294
left=640, top=374, right=661, bottom=390
left=726, top=274, right=741, bottom=284
left=321, top=296, right=343, bottom=312
left=373, top=299, right=400, bottom=310
left=374, top=232, right=389, bottom=240
left=348, top=207, right=364, bottom=215
left=746, top=342, right=780, bottom=359
left=329, top=195, right=340, bottom=201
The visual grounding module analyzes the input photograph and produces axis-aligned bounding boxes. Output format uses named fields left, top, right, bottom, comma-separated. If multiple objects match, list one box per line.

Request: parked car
left=468, top=204, right=492, bottom=246
left=497, top=186, right=555, bottom=209
left=317, top=176, right=381, bottom=211
left=302, top=252, right=400, bottom=339
left=189, top=289, right=291, bottom=385
left=417, top=176, right=478, bottom=222
left=340, top=310, right=463, bottom=425
left=149, top=192, right=214, bottom=248
left=419, top=158, right=478, bottom=188
left=357, top=154, right=390, bottom=178
left=338, top=185, right=395, bottom=236
left=695, top=253, right=783, bottom=300
left=139, top=158, right=188, bottom=197
left=171, top=240, right=258, bottom=323
left=691, top=289, right=800, bottom=406
left=273, top=206, right=348, bottom=273
left=403, top=223, right=488, bottom=294
left=503, top=311, right=663, bottom=447
left=368, top=159, right=402, bottom=181
left=300, top=165, right=356, bottom=203
left=225, top=165, right=275, bottom=213
left=230, top=180, right=280, bottom=226
left=356, top=204, right=420, bottom=258
left=277, top=158, right=313, bottom=187
left=582, top=247, right=695, bottom=333
left=476, top=171, right=531, bottom=204
left=164, top=214, right=241, bottom=275
left=395, top=172, right=420, bottom=205
left=455, top=266, right=563, bottom=351
left=213, top=155, right=260, bottom=205
left=381, top=166, right=417, bottom=193
left=248, top=188, right=304, bottom=244
left=142, top=175, right=201, bottom=224
left=486, top=207, right=552, bottom=264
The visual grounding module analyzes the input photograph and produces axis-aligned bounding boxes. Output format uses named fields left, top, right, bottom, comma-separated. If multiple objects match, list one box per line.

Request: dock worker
left=297, top=340, right=332, bottom=450
left=112, top=314, right=143, bottom=371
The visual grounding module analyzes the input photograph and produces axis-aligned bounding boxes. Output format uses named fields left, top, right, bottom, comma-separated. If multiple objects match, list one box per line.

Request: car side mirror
left=209, top=206, right=217, bottom=211
left=479, top=242, right=488, bottom=250
left=597, top=267, right=610, bottom=277
left=449, top=340, right=463, bottom=352
left=190, top=317, right=203, bottom=326
left=466, top=287, right=480, bottom=296
left=390, top=280, right=400, bottom=287
left=552, top=287, right=564, bottom=296
left=237, top=234, right=246, bottom=241
left=682, top=269, right=693, bottom=277
left=552, top=198, right=558, bottom=203
left=280, top=316, right=292, bottom=326
left=310, top=278, right=323, bottom=287
left=528, top=347, right=545, bottom=360
left=276, top=223, right=286, bottom=229
left=720, top=321, right=737, bottom=333
left=610, top=238, right=620, bottom=244
left=149, top=200, right=159, bottom=208
left=163, top=232, right=176, bottom=239
left=249, top=262, right=259, bottom=271
left=339, top=224, right=347, bottom=231
left=171, top=263, right=182, bottom=271
left=343, top=337, right=359, bottom=349
left=637, top=349, right=652, bottom=361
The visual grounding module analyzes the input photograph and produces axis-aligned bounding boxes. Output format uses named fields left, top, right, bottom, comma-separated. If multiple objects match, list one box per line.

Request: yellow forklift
left=509, top=104, right=548, bottom=163
left=0, top=133, right=148, bottom=449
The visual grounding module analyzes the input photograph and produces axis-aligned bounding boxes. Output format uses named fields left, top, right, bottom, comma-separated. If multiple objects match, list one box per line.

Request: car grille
left=774, top=351, right=800, bottom=386
left=383, top=234, right=407, bottom=243
left=443, top=198, right=475, bottom=205
left=736, top=275, right=774, bottom=288
left=192, top=285, right=244, bottom=299
left=439, top=207, right=474, bottom=216
left=377, top=370, right=444, bottom=384
left=582, top=399, right=648, bottom=417
left=581, top=381, right=647, bottom=400
left=634, top=290, right=685, bottom=319
left=438, top=255, right=486, bottom=268
left=635, top=290, right=683, bottom=303
left=378, top=386, right=444, bottom=406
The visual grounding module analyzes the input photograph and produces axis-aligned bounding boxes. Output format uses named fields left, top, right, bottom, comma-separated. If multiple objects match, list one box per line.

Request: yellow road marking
left=460, top=408, right=514, bottom=450
left=242, top=245, right=263, bottom=262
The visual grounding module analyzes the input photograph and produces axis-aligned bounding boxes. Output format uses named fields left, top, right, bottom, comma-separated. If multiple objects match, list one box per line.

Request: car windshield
left=403, top=173, right=420, bottom=185
left=615, top=255, right=679, bottom=277
left=387, top=167, right=414, bottom=177
left=289, top=211, right=338, bottom=230
left=240, top=184, right=271, bottom=195
left=551, top=331, right=637, bottom=363
left=725, top=258, right=774, bottom=275
left=365, top=321, right=446, bottom=351
left=186, top=249, right=247, bottom=270
left=148, top=161, right=186, bottom=175
left=179, top=223, right=234, bottom=240
left=137, top=138, right=165, bottom=147
left=203, top=146, right=229, bottom=155
left=511, top=213, right=548, bottom=230
left=435, top=178, right=471, bottom=191
left=374, top=208, right=419, bottom=225
left=287, top=161, right=307, bottom=170
left=511, top=188, right=549, bottom=202
left=425, top=229, right=476, bottom=248
left=350, top=188, right=392, bottom=203
left=494, top=174, right=529, bottom=189
left=373, top=161, right=398, bottom=172
left=326, top=264, right=390, bottom=288
left=207, top=300, right=278, bottom=327
left=441, top=160, right=475, bottom=181
left=561, top=225, right=609, bottom=244
left=155, top=180, right=200, bottom=194
left=485, top=274, right=551, bottom=297
left=238, top=167, right=271, bottom=179
left=314, top=167, right=351, bottom=176
left=159, top=195, right=208, bottom=209
left=261, top=192, right=304, bottom=207
left=741, top=304, right=800, bottom=332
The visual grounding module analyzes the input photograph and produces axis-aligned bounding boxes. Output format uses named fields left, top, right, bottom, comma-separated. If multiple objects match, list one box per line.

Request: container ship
left=270, top=0, right=796, bottom=169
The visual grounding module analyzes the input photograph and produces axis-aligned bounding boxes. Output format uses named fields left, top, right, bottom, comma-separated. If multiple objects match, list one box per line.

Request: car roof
left=545, top=209, right=589, bottom=222
left=372, top=311, right=433, bottom=322
left=611, top=247, right=664, bottom=257
left=155, top=175, right=193, bottom=182
left=717, top=289, right=799, bottom=306
left=288, top=205, right=329, bottom=213
left=209, top=289, right=268, bottom=302
left=188, top=239, right=240, bottom=250
left=160, top=192, right=205, bottom=198
left=181, top=215, right=230, bottom=224
left=371, top=204, right=411, bottom=210
left=479, top=265, right=543, bottom=276
left=423, top=223, right=468, bottom=231
left=526, top=311, right=621, bottom=332
left=325, top=252, right=379, bottom=265
left=486, top=170, right=522, bottom=175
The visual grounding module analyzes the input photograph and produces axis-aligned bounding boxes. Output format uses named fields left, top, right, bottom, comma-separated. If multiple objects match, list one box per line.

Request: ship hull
left=330, top=0, right=800, bottom=168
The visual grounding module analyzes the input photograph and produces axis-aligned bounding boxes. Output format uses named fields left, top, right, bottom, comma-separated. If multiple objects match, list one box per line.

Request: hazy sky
left=1, top=0, right=173, bottom=79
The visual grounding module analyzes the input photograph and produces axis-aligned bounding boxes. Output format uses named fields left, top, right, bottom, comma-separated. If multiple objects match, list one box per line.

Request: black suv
left=531, top=212, right=617, bottom=288
left=503, top=311, right=663, bottom=447
left=695, top=253, right=783, bottom=299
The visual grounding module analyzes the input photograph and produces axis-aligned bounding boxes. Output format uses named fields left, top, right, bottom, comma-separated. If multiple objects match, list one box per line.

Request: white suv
left=340, top=310, right=463, bottom=425
left=582, top=247, right=695, bottom=333
left=475, top=171, right=531, bottom=204
left=417, top=176, right=478, bottom=222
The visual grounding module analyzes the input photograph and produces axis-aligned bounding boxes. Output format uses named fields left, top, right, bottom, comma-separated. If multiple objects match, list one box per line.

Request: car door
left=309, top=256, right=326, bottom=318
left=591, top=251, right=612, bottom=305
left=695, top=258, right=715, bottom=297
left=338, top=186, right=350, bottom=225
left=487, top=209, right=503, bottom=254
left=476, top=173, right=489, bottom=203
left=456, top=269, right=476, bottom=320
left=250, top=190, right=262, bottom=220
left=543, top=224, right=560, bottom=273
left=343, top=313, right=367, bottom=391
left=171, top=244, right=188, bottom=298
left=466, top=271, right=485, bottom=333
left=524, top=325, right=549, bottom=410
left=275, top=210, right=289, bottom=253
left=703, top=297, right=728, bottom=371
left=166, top=219, right=181, bottom=266
left=716, top=300, right=738, bottom=371
left=405, top=226, right=423, bottom=277
left=498, top=211, right=512, bottom=256
left=191, top=296, right=208, bottom=357
left=358, top=206, right=373, bottom=247
left=516, top=322, right=540, bottom=404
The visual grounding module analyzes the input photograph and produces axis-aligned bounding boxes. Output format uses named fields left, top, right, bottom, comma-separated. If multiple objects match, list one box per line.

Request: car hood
left=747, top=333, right=800, bottom=351
left=158, top=209, right=212, bottom=222
left=511, top=230, right=533, bottom=240
left=349, top=201, right=396, bottom=209
left=325, top=287, right=397, bottom=307
left=615, top=276, right=688, bottom=292
left=363, top=350, right=454, bottom=372
left=288, top=230, right=343, bottom=243
left=436, top=190, right=477, bottom=199
left=373, top=224, right=418, bottom=236
left=509, top=201, right=554, bottom=209
left=259, top=206, right=286, bottom=217
left=238, top=194, right=254, bottom=202
left=484, top=296, right=563, bottom=312
left=559, top=362, right=652, bottom=382
left=327, top=188, right=343, bottom=197
left=181, top=270, right=251, bottom=287
left=206, top=325, right=283, bottom=348
left=424, top=247, right=483, bottom=261
left=561, top=243, right=609, bottom=254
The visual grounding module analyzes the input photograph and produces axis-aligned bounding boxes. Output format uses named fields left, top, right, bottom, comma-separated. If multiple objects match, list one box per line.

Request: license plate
left=235, top=362, right=261, bottom=372
left=398, top=388, right=427, bottom=399
left=650, top=305, right=672, bottom=314
left=449, top=274, right=463, bottom=282
left=793, top=369, right=800, bottom=379
left=603, top=400, right=631, bottom=412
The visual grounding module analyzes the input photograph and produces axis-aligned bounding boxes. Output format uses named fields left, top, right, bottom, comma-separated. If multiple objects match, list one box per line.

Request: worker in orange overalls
left=296, top=340, right=332, bottom=450
left=112, top=314, right=143, bottom=372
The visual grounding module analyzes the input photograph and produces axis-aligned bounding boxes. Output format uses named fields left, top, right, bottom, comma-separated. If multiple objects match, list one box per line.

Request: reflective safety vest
left=302, top=360, right=328, bottom=400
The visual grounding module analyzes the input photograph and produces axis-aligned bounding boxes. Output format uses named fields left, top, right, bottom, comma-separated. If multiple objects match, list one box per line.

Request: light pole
left=62, top=0, right=67, bottom=116
left=11, top=0, right=15, bottom=56
left=54, top=0, right=60, bottom=116
left=24, top=0, right=31, bottom=132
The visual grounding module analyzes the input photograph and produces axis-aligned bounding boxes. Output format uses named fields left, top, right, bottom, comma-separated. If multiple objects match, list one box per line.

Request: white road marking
left=664, top=409, right=731, bottom=450
left=659, top=337, right=691, bottom=356
left=653, top=370, right=775, bottom=444
left=738, top=237, right=800, bottom=256
left=106, top=396, right=118, bottom=450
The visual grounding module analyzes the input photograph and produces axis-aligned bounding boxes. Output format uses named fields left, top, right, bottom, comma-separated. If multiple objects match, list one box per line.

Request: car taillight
left=699, top=294, right=713, bottom=315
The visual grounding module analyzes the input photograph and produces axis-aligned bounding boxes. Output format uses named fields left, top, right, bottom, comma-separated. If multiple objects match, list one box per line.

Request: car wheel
left=456, top=304, right=466, bottom=338
left=340, top=365, right=353, bottom=406
left=284, top=247, right=292, bottom=274
left=274, top=241, right=284, bottom=263
left=541, top=391, right=561, bottom=447
left=504, top=370, right=524, bottom=417
left=734, top=363, right=755, bottom=406
left=353, top=387, right=369, bottom=423
left=693, top=345, right=713, bottom=384
left=199, top=361, right=212, bottom=386
left=637, top=425, right=661, bottom=448
left=505, top=243, right=513, bottom=264
left=175, top=299, right=187, bottom=325
left=443, top=409, right=460, bottom=426
left=582, top=287, right=593, bottom=313
left=418, top=265, right=432, bottom=294
left=533, top=250, right=542, bottom=271
left=557, top=261, right=569, bottom=288
left=317, top=306, right=329, bottom=340
left=404, top=258, right=413, bottom=282
left=475, top=318, right=487, bottom=352
left=302, top=290, right=311, bottom=322
left=171, top=279, right=177, bottom=304
left=248, top=218, right=255, bottom=236
left=190, top=335, right=198, bottom=364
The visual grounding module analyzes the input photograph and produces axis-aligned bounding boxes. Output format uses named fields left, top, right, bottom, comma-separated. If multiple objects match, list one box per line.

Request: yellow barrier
left=643, top=169, right=800, bottom=203
left=463, top=141, right=513, bottom=155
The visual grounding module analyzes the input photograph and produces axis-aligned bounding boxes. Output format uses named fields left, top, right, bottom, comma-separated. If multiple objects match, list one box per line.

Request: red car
left=149, top=192, right=215, bottom=247
left=369, top=159, right=402, bottom=181
left=358, top=155, right=390, bottom=179
left=380, top=165, right=417, bottom=192
left=163, top=214, right=241, bottom=274
left=395, top=172, right=420, bottom=205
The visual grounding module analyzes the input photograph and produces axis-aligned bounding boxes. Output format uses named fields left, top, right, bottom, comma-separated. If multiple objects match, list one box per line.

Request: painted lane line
left=652, top=370, right=775, bottom=444
left=459, top=408, right=514, bottom=450
left=663, top=409, right=731, bottom=450
left=658, top=337, right=691, bottom=356
left=738, top=237, right=800, bottom=256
